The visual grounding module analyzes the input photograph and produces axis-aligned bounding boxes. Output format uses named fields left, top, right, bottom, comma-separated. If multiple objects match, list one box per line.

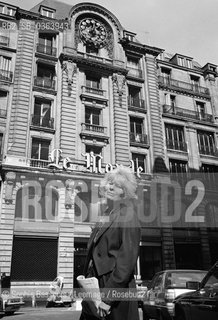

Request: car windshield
left=165, top=272, right=206, bottom=289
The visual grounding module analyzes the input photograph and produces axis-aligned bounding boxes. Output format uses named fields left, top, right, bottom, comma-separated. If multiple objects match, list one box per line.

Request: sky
left=4, top=0, right=218, bottom=66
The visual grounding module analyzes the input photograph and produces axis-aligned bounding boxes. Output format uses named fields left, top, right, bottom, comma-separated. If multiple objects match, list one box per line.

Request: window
left=0, top=90, right=7, bottom=116
left=197, top=130, right=215, bottom=156
left=86, top=74, right=100, bottom=89
left=40, top=7, right=55, bottom=18
left=0, top=55, right=12, bottom=81
left=196, top=101, right=205, bottom=119
left=186, top=59, right=193, bottom=69
left=15, top=185, right=59, bottom=221
left=85, top=107, right=101, bottom=126
left=128, top=86, right=143, bottom=108
left=6, top=7, right=16, bottom=16
left=85, top=145, right=102, bottom=155
left=32, top=98, right=52, bottom=128
left=38, top=33, right=56, bottom=56
left=132, top=153, right=146, bottom=173
left=161, top=68, right=171, bottom=84
left=86, top=46, right=99, bottom=55
left=35, top=63, right=56, bottom=89
left=0, top=5, right=4, bottom=13
left=85, top=145, right=102, bottom=168
left=169, top=159, right=188, bottom=182
left=178, top=57, right=186, bottom=67
left=165, top=124, right=186, bottom=151
left=200, top=164, right=218, bottom=188
left=190, top=75, right=200, bottom=92
left=31, top=138, right=50, bottom=160
left=130, top=117, right=145, bottom=143
left=127, top=56, right=140, bottom=69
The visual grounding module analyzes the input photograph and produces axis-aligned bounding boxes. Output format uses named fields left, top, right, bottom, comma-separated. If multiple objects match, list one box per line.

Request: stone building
left=0, top=0, right=218, bottom=294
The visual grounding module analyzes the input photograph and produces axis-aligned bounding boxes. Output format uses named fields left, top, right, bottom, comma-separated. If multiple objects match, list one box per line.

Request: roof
left=30, top=0, right=73, bottom=19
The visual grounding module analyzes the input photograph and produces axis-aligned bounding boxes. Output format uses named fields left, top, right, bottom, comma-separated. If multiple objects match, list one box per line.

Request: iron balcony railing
left=158, top=76, right=210, bottom=96
left=129, top=132, right=148, bottom=144
left=163, top=105, right=214, bottom=123
left=0, top=109, right=7, bottom=118
left=36, top=43, right=57, bottom=56
left=34, top=76, right=56, bottom=90
left=166, top=139, right=188, bottom=152
left=0, top=69, right=13, bottom=82
left=77, top=52, right=113, bottom=65
left=199, top=146, right=217, bottom=156
left=30, top=159, right=50, bottom=168
left=127, top=67, right=143, bottom=79
left=81, top=85, right=105, bottom=96
left=81, top=123, right=107, bottom=134
left=31, top=114, right=54, bottom=129
left=0, top=35, right=9, bottom=46
left=128, top=96, right=145, bottom=109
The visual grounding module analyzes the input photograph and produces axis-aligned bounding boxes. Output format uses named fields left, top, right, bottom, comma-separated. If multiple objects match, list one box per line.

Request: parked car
left=0, top=292, right=24, bottom=317
left=174, top=261, right=218, bottom=320
left=142, top=269, right=207, bottom=320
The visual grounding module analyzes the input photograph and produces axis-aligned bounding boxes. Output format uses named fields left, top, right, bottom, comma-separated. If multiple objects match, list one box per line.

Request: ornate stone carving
left=62, top=60, right=77, bottom=86
left=5, top=172, right=16, bottom=204
left=112, top=73, right=126, bottom=106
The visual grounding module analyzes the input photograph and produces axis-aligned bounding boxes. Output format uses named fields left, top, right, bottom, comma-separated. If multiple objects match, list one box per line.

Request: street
left=3, top=306, right=143, bottom=320
left=3, top=307, right=81, bottom=320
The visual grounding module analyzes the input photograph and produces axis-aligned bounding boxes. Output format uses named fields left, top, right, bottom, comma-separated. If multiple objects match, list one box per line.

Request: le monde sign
left=48, top=149, right=143, bottom=177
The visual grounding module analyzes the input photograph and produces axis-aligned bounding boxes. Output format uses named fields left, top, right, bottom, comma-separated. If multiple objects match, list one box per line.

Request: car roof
left=153, top=270, right=207, bottom=277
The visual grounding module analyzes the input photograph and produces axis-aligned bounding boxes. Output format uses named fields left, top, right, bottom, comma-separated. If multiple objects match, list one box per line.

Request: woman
left=79, top=166, right=141, bottom=320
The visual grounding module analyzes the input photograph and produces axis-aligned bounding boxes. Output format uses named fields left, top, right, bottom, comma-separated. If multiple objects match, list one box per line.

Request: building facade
left=0, top=0, right=218, bottom=295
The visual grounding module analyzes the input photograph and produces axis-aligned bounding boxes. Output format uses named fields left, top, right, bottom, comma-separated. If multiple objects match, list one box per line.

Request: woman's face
left=105, top=180, right=124, bottom=201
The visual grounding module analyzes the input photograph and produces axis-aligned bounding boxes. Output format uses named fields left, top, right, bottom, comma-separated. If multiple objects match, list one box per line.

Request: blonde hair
left=100, top=166, right=137, bottom=199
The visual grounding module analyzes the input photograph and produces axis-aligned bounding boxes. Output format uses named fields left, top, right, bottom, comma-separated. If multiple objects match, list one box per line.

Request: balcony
left=0, top=109, right=7, bottom=118
left=77, top=52, right=113, bottom=65
left=128, top=97, right=146, bottom=112
left=127, top=67, right=143, bottom=79
left=166, top=139, right=187, bottom=152
left=30, top=159, right=50, bottom=168
left=81, top=85, right=105, bottom=96
left=0, top=35, right=9, bottom=46
left=162, top=105, right=214, bottom=123
left=31, top=114, right=54, bottom=130
left=81, top=123, right=107, bottom=134
left=36, top=43, right=57, bottom=57
left=34, top=76, right=56, bottom=90
left=129, top=132, right=149, bottom=147
left=199, top=146, right=218, bottom=157
left=0, top=69, right=13, bottom=82
left=158, top=76, right=210, bottom=98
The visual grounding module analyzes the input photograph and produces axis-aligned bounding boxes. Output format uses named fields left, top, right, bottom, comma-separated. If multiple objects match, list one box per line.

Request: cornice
left=69, top=3, right=122, bottom=39
left=59, top=53, right=128, bottom=75
left=157, top=59, right=204, bottom=76
left=120, top=38, right=163, bottom=57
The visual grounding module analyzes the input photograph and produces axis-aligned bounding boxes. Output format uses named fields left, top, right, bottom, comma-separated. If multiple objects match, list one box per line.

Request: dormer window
left=177, top=56, right=193, bottom=68
left=0, top=4, right=16, bottom=16
left=6, top=7, right=16, bottom=16
left=40, top=6, right=55, bottom=18
left=123, top=31, right=136, bottom=42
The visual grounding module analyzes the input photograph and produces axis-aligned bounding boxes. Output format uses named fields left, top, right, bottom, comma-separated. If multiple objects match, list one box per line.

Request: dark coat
left=80, top=200, right=141, bottom=320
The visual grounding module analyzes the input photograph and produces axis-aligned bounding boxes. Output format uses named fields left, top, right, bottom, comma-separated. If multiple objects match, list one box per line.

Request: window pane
left=40, top=141, right=50, bottom=160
